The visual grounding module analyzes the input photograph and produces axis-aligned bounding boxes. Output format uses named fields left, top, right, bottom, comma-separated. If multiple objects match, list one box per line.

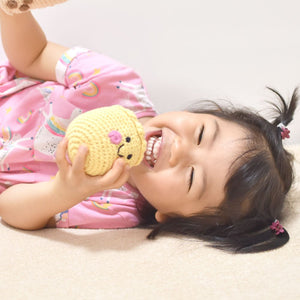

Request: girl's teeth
left=145, top=136, right=162, bottom=167
left=153, top=142, right=160, bottom=159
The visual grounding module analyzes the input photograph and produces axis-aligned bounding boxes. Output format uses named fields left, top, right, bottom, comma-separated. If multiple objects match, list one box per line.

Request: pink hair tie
left=270, top=219, right=285, bottom=235
left=277, top=123, right=290, bottom=139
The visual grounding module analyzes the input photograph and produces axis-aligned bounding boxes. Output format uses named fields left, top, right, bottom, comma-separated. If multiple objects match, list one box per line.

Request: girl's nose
left=169, top=136, right=190, bottom=167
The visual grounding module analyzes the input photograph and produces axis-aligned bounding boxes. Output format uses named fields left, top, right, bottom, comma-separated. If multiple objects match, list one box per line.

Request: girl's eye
left=197, top=126, right=204, bottom=145
left=188, top=167, right=194, bottom=191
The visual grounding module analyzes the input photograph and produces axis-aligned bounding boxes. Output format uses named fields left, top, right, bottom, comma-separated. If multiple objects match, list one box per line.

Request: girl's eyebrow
left=210, top=119, right=220, bottom=147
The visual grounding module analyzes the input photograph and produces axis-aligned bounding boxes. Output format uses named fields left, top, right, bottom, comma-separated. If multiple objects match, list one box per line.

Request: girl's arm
left=0, top=8, right=67, bottom=81
left=0, top=140, right=130, bottom=230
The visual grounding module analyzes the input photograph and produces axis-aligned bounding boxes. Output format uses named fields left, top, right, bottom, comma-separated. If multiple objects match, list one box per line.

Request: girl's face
left=128, top=112, right=247, bottom=222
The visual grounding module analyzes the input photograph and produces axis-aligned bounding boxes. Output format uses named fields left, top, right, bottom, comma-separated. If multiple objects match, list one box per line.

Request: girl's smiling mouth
left=144, top=130, right=162, bottom=168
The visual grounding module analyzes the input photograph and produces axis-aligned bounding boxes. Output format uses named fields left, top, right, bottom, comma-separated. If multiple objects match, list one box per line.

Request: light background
left=1, top=0, right=299, bottom=143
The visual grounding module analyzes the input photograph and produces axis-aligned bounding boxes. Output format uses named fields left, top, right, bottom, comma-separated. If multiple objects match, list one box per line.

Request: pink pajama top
left=0, top=47, right=157, bottom=229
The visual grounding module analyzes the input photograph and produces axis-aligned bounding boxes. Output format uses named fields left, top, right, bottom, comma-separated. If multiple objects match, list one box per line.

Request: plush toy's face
left=107, top=110, right=146, bottom=167
left=66, top=105, right=146, bottom=176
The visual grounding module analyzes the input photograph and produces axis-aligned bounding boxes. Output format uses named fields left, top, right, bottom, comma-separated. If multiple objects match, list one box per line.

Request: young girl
left=0, top=1, right=298, bottom=253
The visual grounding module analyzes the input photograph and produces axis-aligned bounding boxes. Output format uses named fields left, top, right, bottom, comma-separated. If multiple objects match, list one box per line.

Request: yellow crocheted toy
left=0, top=0, right=67, bottom=15
left=66, top=105, right=146, bottom=176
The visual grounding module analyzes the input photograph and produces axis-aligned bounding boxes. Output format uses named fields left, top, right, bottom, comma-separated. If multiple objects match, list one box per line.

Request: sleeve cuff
left=55, top=47, right=90, bottom=85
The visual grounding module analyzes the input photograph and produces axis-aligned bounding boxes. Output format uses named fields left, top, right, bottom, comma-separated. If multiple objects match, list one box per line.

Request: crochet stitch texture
left=66, top=105, right=146, bottom=176
left=0, top=0, right=67, bottom=15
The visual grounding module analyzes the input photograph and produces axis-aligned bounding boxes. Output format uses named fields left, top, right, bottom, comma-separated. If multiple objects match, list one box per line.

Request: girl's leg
left=0, top=8, right=67, bottom=81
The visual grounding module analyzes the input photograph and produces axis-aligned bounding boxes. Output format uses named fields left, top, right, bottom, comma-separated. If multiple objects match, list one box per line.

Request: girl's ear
left=155, top=211, right=169, bottom=223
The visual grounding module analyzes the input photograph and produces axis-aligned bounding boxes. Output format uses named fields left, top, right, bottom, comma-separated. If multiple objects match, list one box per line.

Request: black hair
left=139, top=87, right=298, bottom=253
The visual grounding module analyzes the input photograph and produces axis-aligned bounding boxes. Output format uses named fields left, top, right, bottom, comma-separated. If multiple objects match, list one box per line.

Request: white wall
left=1, top=0, right=300, bottom=143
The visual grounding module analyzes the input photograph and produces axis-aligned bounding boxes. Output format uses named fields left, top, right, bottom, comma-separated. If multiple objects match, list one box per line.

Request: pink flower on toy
left=270, top=220, right=284, bottom=235
left=108, top=130, right=122, bottom=144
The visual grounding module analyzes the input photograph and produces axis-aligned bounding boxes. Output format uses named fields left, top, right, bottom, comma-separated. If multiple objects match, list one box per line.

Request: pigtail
left=147, top=215, right=290, bottom=253
left=265, top=87, right=299, bottom=194
left=267, top=87, right=298, bottom=127
left=207, top=218, right=290, bottom=253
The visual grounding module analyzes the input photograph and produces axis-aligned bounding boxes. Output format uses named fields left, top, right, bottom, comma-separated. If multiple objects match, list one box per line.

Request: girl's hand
left=53, top=138, right=130, bottom=205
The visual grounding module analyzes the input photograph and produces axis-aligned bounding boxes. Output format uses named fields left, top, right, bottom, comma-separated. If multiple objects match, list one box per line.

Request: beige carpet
left=0, top=145, right=299, bottom=300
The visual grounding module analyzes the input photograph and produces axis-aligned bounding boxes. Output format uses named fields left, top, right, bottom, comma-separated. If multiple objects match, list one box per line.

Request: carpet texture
left=0, top=145, right=299, bottom=300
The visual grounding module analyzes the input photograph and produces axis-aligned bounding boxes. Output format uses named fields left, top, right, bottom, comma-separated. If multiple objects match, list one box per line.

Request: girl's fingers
left=72, top=144, right=89, bottom=173
left=55, top=138, right=69, bottom=170
left=96, top=158, right=129, bottom=188
left=111, top=165, right=130, bottom=188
